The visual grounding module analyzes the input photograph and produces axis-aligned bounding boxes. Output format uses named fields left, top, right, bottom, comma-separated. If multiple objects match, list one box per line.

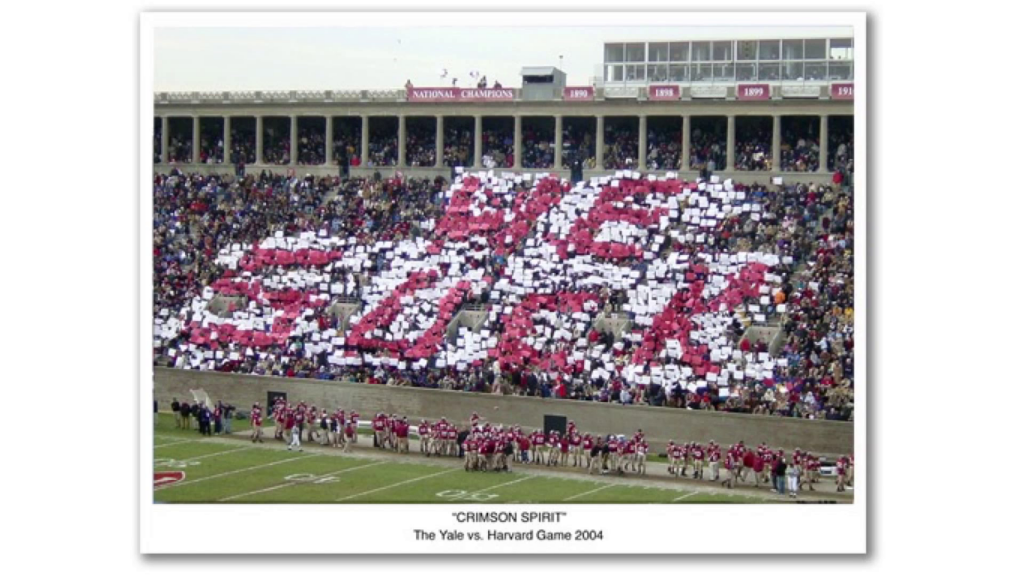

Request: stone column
left=681, top=115, right=690, bottom=171
left=191, top=116, right=201, bottom=164
left=289, top=115, right=298, bottom=165
left=398, top=115, right=407, bottom=167
left=255, top=116, right=264, bottom=164
left=325, top=116, right=334, bottom=166
left=434, top=115, right=444, bottom=168
left=772, top=115, right=782, bottom=172
left=360, top=115, right=369, bottom=167
left=553, top=115, right=563, bottom=170
left=638, top=115, right=648, bottom=170
left=160, top=116, right=169, bottom=164
left=726, top=115, right=736, bottom=171
left=595, top=115, right=605, bottom=169
left=223, top=116, right=231, bottom=165
left=513, top=115, right=522, bottom=170
left=473, top=115, right=483, bottom=168
left=818, top=115, right=829, bottom=173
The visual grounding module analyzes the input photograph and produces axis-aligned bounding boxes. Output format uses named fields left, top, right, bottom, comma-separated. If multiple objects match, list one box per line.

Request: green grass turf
left=151, top=416, right=783, bottom=504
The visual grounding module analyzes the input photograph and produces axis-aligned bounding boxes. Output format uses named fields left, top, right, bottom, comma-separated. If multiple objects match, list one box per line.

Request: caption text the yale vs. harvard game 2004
left=413, top=511, right=605, bottom=542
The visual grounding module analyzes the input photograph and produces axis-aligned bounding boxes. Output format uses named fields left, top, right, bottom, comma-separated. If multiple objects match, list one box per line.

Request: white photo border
left=139, top=10, right=867, bottom=554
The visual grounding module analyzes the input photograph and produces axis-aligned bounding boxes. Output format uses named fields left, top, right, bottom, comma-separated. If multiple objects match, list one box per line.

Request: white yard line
left=672, top=491, right=701, bottom=502
left=218, top=461, right=385, bottom=502
left=182, top=446, right=251, bottom=460
left=155, top=454, right=317, bottom=491
left=563, top=483, right=616, bottom=501
left=335, top=468, right=457, bottom=502
left=454, top=475, right=533, bottom=500
left=154, top=439, right=197, bottom=449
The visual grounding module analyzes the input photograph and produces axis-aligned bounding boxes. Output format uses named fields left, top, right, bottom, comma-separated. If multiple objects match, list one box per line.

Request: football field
left=152, top=414, right=848, bottom=504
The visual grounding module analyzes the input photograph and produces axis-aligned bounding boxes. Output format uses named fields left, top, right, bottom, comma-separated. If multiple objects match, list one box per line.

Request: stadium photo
left=150, top=23, right=856, bottom=506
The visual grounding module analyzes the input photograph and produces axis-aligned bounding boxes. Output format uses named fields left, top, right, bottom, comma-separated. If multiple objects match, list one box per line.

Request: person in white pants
left=786, top=462, right=800, bottom=498
left=287, top=423, right=303, bottom=452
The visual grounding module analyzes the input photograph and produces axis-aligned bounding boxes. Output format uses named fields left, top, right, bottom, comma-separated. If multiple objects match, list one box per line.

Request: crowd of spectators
left=688, top=126, right=726, bottom=171
left=481, top=128, right=514, bottom=168
left=296, top=125, right=326, bottom=165
left=154, top=128, right=162, bottom=163
left=405, top=122, right=437, bottom=167
left=734, top=124, right=772, bottom=171
left=561, top=124, right=596, bottom=169
left=153, top=169, right=335, bottom=322
left=153, top=168, right=854, bottom=422
left=521, top=124, right=555, bottom=169
left=167, top=136, right=193, bottom=164
left=332, top=125, right=361, bottom=167
left=366, top=133, right=398, bottom=167
left=262, top=131, right=290, bottom=165
left=229, top=129, right=257, bottom=165
left=198, top=128, right=224, bottom=164
left=828, top=123, right=854, bottom=175
left=780, top=130, right=820, bottom=172
left=602, top=126, right=638, bottom=169
left=442, top=126, right=473, bottom=168
left=645, top=125, right=682, bottom=171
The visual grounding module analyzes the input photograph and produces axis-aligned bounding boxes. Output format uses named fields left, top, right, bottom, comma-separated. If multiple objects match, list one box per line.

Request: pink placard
left=647, top=85, right=681, bottom=101
left=562, top=86, right=595, bottom=101
left=737, top=83, right=771, bottom=100
left=830, top=83, right=854, bottom=100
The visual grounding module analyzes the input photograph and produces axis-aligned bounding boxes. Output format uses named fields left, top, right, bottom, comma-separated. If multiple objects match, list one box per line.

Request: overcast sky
left=154, top=25, right=852, bottom=91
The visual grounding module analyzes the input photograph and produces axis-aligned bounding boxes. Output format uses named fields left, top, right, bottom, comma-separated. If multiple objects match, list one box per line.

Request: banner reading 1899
left=737, top=84, right=771, bottom=100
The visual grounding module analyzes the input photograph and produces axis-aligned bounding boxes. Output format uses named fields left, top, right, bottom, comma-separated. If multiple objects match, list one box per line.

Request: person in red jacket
left=742, top=448, right=756, bottom=483
left=517, top=434, right=531, bottom=464
left=395, top=416, right=410, bottom=453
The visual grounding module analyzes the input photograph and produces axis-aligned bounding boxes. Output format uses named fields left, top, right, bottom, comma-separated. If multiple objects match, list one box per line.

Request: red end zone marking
left=154, top=471, right=186, bottom=487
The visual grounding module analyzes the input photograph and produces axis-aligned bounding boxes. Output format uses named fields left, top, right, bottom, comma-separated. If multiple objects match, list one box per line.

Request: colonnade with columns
left=155, top=112, right=847, bottom=174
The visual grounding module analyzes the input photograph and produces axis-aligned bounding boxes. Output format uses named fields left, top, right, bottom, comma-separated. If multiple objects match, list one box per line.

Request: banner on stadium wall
left=406, top=87, right=516, bottom=102
left=779, top=85, right=822, bottom=99
left=562, top=86, right=595, bottom=101
left=736, top=84, right=771, bottom=101
left=830, top=83, right=854, bottom=100
left=647, top=85, right=681, bottom=101
left=689, top=85, right=728, bottom=99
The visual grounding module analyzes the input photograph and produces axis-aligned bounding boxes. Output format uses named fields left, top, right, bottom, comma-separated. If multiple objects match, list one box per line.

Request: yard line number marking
left=153, top=447, right=251, bottom=469
left=435, top=475, right=534, bottom=502
left=218, top=461, right=385, bottom=502
left=155, top=454, right=317, bottom=490
left=336, top=468, right=457, bottom=502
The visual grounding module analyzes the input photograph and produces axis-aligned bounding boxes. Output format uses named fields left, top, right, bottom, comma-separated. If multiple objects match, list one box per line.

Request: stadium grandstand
left=153, top=33, right=854, bottom=424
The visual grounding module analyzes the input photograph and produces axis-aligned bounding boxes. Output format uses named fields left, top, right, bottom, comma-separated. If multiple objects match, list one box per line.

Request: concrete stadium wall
left=154, top=367, right=852, bottom=456
left=152, top=163, right=837, bottom=186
